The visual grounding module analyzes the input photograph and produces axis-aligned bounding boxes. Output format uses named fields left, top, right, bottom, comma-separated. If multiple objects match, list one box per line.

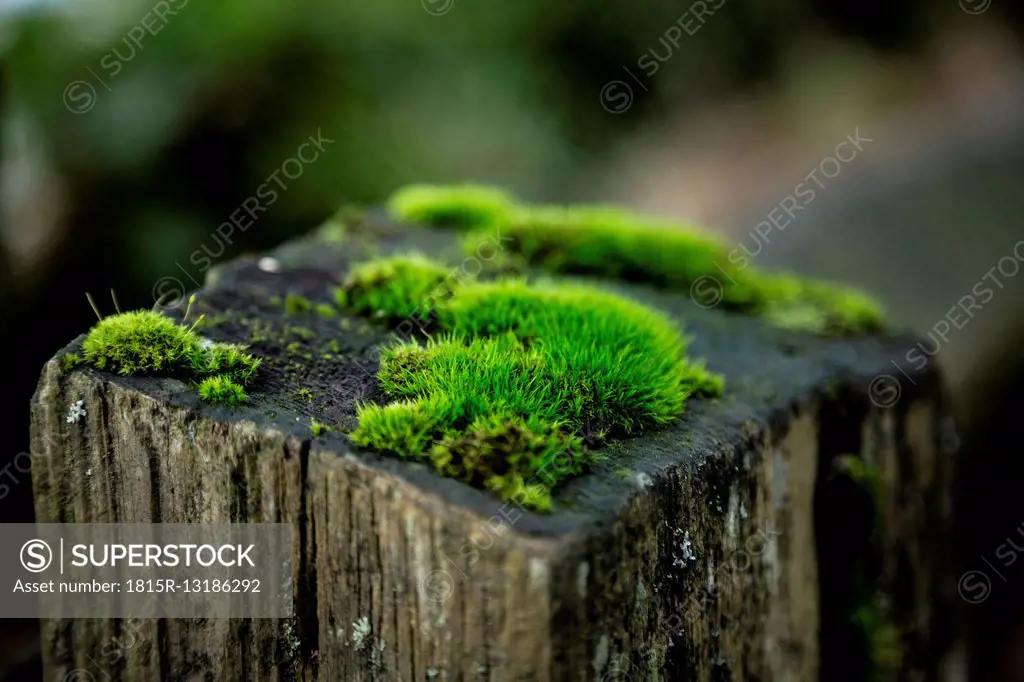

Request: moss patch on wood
left=79, top=296, right=261, bottom=406
left=196, top=374, right=248, bottom=406
left=385, top=183, right=886, bottom=335
left=337, top=252, right=722, bottom=510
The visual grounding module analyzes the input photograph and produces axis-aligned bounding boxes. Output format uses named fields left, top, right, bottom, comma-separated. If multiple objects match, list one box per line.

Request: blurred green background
left=2, top=0, right=1024, bottom=679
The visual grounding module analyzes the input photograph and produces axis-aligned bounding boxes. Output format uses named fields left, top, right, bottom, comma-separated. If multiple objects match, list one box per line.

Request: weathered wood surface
left=30, top=214, right=958, bottom=681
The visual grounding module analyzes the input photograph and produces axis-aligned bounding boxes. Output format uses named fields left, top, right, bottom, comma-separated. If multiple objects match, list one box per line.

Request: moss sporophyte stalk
left=337, top=253, right=724, bottom=511
left=386, top=184, right=887, bottom=335
left=78, top=293, right=261, bottom=406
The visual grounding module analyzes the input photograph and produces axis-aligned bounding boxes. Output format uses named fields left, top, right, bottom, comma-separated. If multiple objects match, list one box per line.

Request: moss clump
left=315, top=303, right=337, bottom=318
left=384, top=184, right=886, bottom=335
left=310, top=419, right=333, bottom=437
left=388, top=184, right=517, bottom=229
left=81, top=296, right=261, bottom=402
left=852, top=598, right=903, bottom=681
left=284, top=293, right=313, bottom=315
left=83, top=310, right=203, bottom=375
left=743, top=272, right=886, bottom=336
left=197, top=375, right=248, bottom=406
left=342, top=253, right=722, bottom=510
left=61, top=353, right=84, bottom=372
left=189, top=341, right=262, bottom=383
left=432, top=415, right=588, bottom=511
left=335, top=253, right=453, bottom=319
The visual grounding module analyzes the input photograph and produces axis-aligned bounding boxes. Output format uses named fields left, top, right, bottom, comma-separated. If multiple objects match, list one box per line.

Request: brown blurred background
left=1, top=0, right=1023, bottom=678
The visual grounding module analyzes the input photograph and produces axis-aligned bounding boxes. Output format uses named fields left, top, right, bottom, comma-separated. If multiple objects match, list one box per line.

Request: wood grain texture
left=30, top=214, right=958, bottom=681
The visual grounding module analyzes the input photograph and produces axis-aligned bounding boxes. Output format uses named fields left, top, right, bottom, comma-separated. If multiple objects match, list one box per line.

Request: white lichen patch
left=258, top=256, right=280, bottom=273
left=671, top=528, right=698, bottom=569
left=592, top=634, right=610, bottom=676
left=681, top=532, right=696, bottom=564
left=528, top=557, right=548, bottom=584
left=576, top=562, right=589, bottom=599
left=351, top=616, right=372, bottom=651
left=370, top=638, right=386, bottom=671
left=725, top=485, right=741, bottom=550
left=282, top=619, right=302, bottom=656
left=66, top=400, right=86, bottom=424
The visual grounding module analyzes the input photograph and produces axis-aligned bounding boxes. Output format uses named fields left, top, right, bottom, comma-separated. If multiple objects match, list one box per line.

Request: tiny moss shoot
left=384, top=184, right=886, bottom=335
left=339, top=253, right=722, bottom=511
left=80, top=294, right=261, bottom=406
left=310, top=419, right=333, bottom=437
left=285, top=293, right=313, bottom=315
left=197, top=375, right=248, bottom=406
left=315, top=303, right=337, bottom=318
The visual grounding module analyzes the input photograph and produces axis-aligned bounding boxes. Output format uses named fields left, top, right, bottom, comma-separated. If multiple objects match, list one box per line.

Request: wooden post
left=30, top=216, right=958, bottom=681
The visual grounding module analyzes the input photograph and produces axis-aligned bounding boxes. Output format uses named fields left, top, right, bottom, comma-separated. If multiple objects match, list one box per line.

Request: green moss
left=342, top=253, right=722, bottom=510
left=80, top=296, right=261, bottom=401
left=310, top=419, right=333, bottom=437
left=294, top=388, right=315, bottom=402
left=835, top=455, right=884, bottom=532
left=833, top=455, right=903, bottom=680
left=613, top=467, right=634, bottom=482
left=83, top=310, right=203, bottom=375
left=384, top=184, right=886, bottom=335
left=388, top=184, right=517, bottom=229
left=190, top=342, right=262, bottom=384
left=335, top=253, right=452, bottom=319
left=319, top=203, right=368, bottom=244
left=315, top=303, right=337, bottom=318
left=287, top=325, right=316, bottom=340
left=432, top=415, right=587, bottom=512
left=320, top=222, right=347, bottom=244
left=852, top=598, right=903, bottom=681
left=61, top=353, right=84, bottom=372
left=197, top=375, right=248, bottom=406
left=285, top=293, right=313, bottom=315
left=746, top=272, right=886, bottom=336
left=285, top=294, right=337, bottom=319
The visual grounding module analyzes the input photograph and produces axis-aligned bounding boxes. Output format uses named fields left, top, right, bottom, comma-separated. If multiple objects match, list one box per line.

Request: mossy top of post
left=387, top=183, right=886, bottom=336
left=336, top=252, right=723, bottom=511
left=64, top=184, right=890, bottom=514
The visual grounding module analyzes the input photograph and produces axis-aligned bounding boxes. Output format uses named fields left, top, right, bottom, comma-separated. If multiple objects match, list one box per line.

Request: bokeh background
left=1, top=0, right=1023, bottom=679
